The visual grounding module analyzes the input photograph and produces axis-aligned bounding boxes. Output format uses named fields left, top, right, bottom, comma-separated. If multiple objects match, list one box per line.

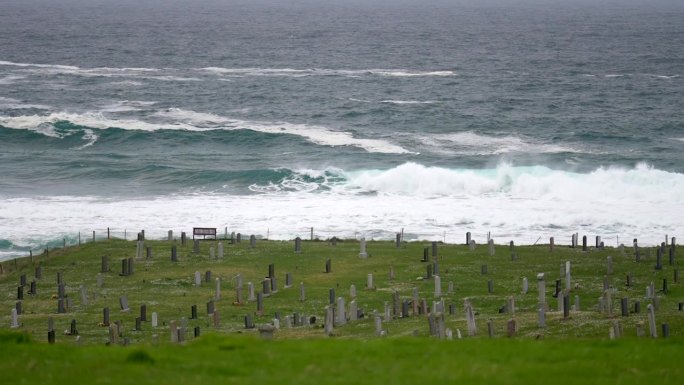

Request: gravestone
left=35, top=265, right=42, bottom=279
left=469, top=240, right=476, bottom=251
left=170, top=321, right=178, bottom=343
left=396, top=233, right=401, bottom=248
left=218, top=242, right=224, bottom=258
left=506, top=296, right=515, bottom=314
left=194, top=271, right=201, bottom=287
left=205, top=270, right=212, bottom=283
left=151, top=312, right=158, bottom=327
left=324, top=306, right=334, bottom=336
left=563, top=294, right=570, bottom=319
left=57, top=298, right=66, bottom=314
left=262, top=279, right=271, bottom=296
left=434, top=275, right=442, bottom=297
left=336, top=297, right=346, bottom=326
left=389, top=265, right=395, bottom=280
left=621, top=298, right=629, bottom=317
left=359, top=237, right=368, bottom=258
left=565, top=261, right=572, bottom=290
left=466, top=232, right=471, bottom=245
left=10, top=308, right=19, bottom=328
left=181, top=232, right=186, bottom=246
left=119, top=296, right=129, bottom=312
left=191, top=305, right=198, bottom=319
left=285, top=273, right=293, bottom=288
left=209, top=246, right=215, bottom=259
left=481, top=264, right=487, bottom=275
left=250, top=235, right=256, bottom=248
left=171, top=245, right=177, bottom=262
left=537, top=273, right=546, bottom=309
left=140, top=304, right=147, bottom=322
left=507, top=319, right=516, bottom=337
left=168, top=230, right=173, bottom=241
left=325, top=259, right=331, bottom=273
left=207, top=300, right=215, bottom=315
left=96, top=273, right=103, bottom=288
left=538, top=304, right=546, bottom=328
left=488, top=239, right=495, bottom=256
left=294, top=237, right=302, bottom=253
left=29, top=281, right=36, bottom=296
left=367, top=273, right=374, bottom=289
left=329, top=288, right=336, bottom=305
left=522, top=277, right=528, bottom=294
left=193, top=240, right=200, bottom=254
left=17, top=286, right=23, bottom=300
left=431, top=241, right=438, bottom=258
left=647, top=304, right=657, bottom=338
left=549, top=237, right=554, bottom=252
left=422, top=248, right=429, bottom=262
left=350, top=284, right=357, bottom=298
left=102, top=307, right=110, bottom=326
left=374, top=312, right=383, bottom=335
left=464, top=299, right=477, bottom=336
left=256, top=293, right=264, bottom=315
left=349, top=300, right=358, bottom=321
left=215, top=277, right=221, bottom=300
left=247, top=282, right=256, bottom=301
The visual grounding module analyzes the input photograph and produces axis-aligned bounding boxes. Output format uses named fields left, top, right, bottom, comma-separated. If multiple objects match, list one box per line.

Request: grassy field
left=0, top=236, right=682, bottom=383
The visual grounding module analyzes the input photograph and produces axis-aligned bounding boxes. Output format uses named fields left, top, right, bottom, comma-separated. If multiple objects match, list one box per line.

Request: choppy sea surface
left=1, top=0, right=683, bottom=259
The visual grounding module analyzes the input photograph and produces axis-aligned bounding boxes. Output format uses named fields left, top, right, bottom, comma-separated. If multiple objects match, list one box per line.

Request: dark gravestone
left=206, top=300, right=214, bottom=315
left=396, top=233, right=401, bottom=248
left=662, top=279, right=668, bottom=294
left=193, top=240, right=200, bottom=254
left=329, top=288, right=335, bottom=305
left=655, top=247, right=663, bottom=270
left=263, top=279, right=271, bottom=296
left=270, top=277, right=277, bottom=292
left=146, top=247, right=152, bottom=259
left=103, top=307, right=110, bottom=326
left=57, top=283, right=65, bottom=299
left=466, top=232, right=471, bottom=245
left=48, top=330, right=55, bottom=344
left=582, top=236, right=587, bottom=251
left=181, top=232, right=186, bottom=246
left=621, top=298, right=630, bottom=316
left=35, top=266, right=42, bottom=279
left=426, top=264, right=432, bottom=279
left=135, top=317, right=142, bottom=331
left=57, top=298, right=66, bottom=314
left=29, top=281, right=36, bottom=295
left=101, top=256, right=109, bottom=273
left=325, top=259, right=331, bottom=273
left=669, top=248, right=675, bottom=265
left=20, top=274, right=27, bottom=287
left=422, top=247, right=429, bottom=262
left=250, top=235, right=256, bottom=248
left=662, top=324, right=670, bottom=338
left=194, top=326, right=200, bottom=337
left=244, top=314, right=254, bottom=329
left=128, top=257, right=134, bottom=275
left=120, top=259, right=128, bottom=276
left=140, top=304, right=147, bottom=322
left=171, top=246, right=178, bottom=262
left=70, top=319, right=78, bottom=335
left=487, top=280, right=494, bottom=293
left=634, top=301, right=641, bottom=314
left=431, top=241, right=438, bottom=258
left=433, top=262, right=439, bottom=275
left=17, top=286, right=23, bottom=300
left=236, top=233, right=242, bottom=243
left=205, top=270, right=212, bottom=283
left=563, top=294, right=570, bottom=319
left=191, top=305, right=198, bottom=319
left=268, top=264, right=275, bottom=279
left=295, top=237, right=302, bottom=253
left=15, top=301, right=22, bottom=315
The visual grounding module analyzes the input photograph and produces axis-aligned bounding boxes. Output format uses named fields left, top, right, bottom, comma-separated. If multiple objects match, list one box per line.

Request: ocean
left=1, top=0, right=683, bottom=260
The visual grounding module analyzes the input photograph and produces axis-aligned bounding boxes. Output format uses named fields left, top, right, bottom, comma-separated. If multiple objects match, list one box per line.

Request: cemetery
left=0, top=231, right=682, bottom=384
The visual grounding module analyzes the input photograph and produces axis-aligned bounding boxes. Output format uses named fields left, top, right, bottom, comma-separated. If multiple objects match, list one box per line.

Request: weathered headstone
left=466, top=232, right=471, bottom=245
left=367, top=273, right=374, bottom=289
left=325, top=259, right=331, bottom=273
left=359, top=237, right=368, bottom=258
left=336, top=297, right=346, bottom=326
left=247, top=282, right=256, bottom=301
left=350, top=300, right=358, bottom=321
left=80, top=285, right=88, bottom=306
left=190, top=304, right=198, bottom=319
left=350, top=284, right=357, bottom=298
left=647, top=304, right=657, bottom=338
left=10, top=308, right=19, bottom=328
left=119, top=296, right=129, bottom=312
left=549, top=237, right=554, bottom=252
left=217, top=242, right=224, bottom=258
left=194, top=271, right=201, bottom=287
left=324, top=306, right=334, bottom=336
left=522, top=277, right=528, bottom=294
left=215, top=277, right=221, bottom=300
left=464, top=299, right=477, bottom=336
left=434, top=275, right=442, bottom=298
left=488, top=239, right=495, bottom=256
left=102, top=307, right=110, bottom=326
left=294, top=237, right=302, bottom=253
left=250, top=235, right=256, bottom=248
left=607, top=256, right=613, bottom=275
left=537, top=273, right=546, bottom=309
left=299, top=282, right=305, bottom=302
left=171, top=245, right=177, bottom=262
left=151, top=312, right=158, bottom=327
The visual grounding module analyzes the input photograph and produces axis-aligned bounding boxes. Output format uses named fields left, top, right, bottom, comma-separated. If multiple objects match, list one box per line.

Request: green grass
left=0, top=238, right=682, bottom=383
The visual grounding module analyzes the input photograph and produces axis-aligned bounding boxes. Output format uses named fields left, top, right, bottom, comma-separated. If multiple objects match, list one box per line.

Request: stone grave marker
left=119, top=296, right=129, bottom=312
left=367, top=273, right=374, bottom=289
left=359, top=237, right=368, bottom=258
left=10, top=308, right=19, bottom=328
left=294, top=237, right=302, bottom=253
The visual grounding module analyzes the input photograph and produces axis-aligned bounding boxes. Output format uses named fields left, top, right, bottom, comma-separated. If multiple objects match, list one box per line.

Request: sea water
left=1, top=0, right=683, bottom=259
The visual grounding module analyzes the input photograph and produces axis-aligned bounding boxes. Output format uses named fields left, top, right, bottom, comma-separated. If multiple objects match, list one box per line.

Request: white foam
left=379, top=100, right=438, bottom=105
left=0, top=97, right=51, bottom=110
left=0, top=60, right=80, bottom=70
left=200, top=67, right=455, bottom=78
left=1, top=162, right=681, bottom=260
left=0, top=75, right=27, bottom=85
left=420, top=131, right=578, bottom=155
left=0, top=109, right=412, bottom=154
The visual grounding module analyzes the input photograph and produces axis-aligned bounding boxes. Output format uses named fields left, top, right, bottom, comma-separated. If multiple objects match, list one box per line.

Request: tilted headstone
left=119, top=296, right=129, bottom=312
left=464, top=299, right=477, bottom=336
